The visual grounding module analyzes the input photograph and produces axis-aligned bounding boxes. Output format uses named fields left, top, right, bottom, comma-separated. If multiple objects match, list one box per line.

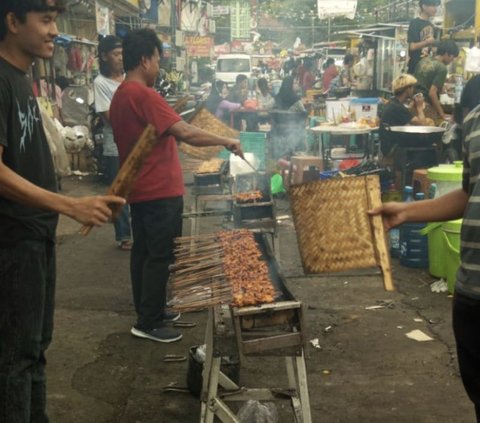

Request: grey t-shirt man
left=94, top=74, right=121, bottom=156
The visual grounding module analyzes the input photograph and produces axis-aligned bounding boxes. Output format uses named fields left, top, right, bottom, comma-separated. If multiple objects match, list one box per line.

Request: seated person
left=380, top=73, right=429, bottom=157
left=204, top=80, right=241, bottom=124
left=256, top=77, right=275, bottom=110
left=227, top=74, right=248, bottom=104
left=275, top=76, right=306, bottom=113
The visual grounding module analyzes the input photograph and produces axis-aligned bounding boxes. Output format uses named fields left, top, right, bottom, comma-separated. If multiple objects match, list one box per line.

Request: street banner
left=317, top=0, right=357, bottom=20
left=185, top=35, right=214, bottom=58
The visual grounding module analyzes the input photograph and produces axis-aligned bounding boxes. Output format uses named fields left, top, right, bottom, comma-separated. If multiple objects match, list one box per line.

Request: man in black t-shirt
left=407, top=0, right=439, bottom=75
left=0, top=2, right=125, bottom=422
left=380, top=74, right=428, bottom=156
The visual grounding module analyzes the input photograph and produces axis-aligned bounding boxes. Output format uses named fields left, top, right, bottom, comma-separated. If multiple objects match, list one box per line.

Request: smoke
left=270, top=111, right=308, bottom=159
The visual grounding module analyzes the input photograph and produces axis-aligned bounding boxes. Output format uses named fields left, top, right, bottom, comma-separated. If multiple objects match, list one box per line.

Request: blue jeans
left=130, top=197, right=183, bottom=329
left=103, top=156, right=131, bottom=243
left=0, top=240, right=56, bottom=423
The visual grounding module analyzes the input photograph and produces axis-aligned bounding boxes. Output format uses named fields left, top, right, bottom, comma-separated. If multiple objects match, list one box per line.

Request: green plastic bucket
left=427, top=162, right=463, bottom=197
left=421, top=222, right=445, bottom=278
left=441, top=219, right=462, bottom=294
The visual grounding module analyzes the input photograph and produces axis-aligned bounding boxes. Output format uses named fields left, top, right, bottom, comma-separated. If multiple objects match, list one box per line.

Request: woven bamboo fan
left=178, top=107, right=239, bottom=160
left=289, top=175, right=393, bottom=291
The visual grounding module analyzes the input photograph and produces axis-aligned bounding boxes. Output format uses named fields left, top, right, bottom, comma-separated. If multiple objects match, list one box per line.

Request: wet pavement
left=46, top=172, right=474, bottom=422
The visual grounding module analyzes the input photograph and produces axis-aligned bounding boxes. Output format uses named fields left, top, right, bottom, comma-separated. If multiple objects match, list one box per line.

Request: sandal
left=118, top=240, right=133, bottom=251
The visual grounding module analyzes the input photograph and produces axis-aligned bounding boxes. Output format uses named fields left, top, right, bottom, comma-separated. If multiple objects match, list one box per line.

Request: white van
left=215, top=54, right=252, bottom=86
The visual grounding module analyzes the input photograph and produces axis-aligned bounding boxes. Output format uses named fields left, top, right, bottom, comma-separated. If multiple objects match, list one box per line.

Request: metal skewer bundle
left=168, top=230, right=278, bottom=312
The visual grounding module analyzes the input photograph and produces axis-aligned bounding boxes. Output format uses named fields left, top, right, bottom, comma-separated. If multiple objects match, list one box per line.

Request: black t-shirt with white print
left=407, top=17, right=435, bottom=75
left=0, top=57, right=58, bottom=242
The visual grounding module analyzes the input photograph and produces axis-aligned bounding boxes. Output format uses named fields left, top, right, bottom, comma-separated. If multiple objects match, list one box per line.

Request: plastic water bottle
left=428, top=183, right=437, bottom=199
left=404, top=185, right=414, bottom=202
left=399, top=187, right=429, bottom=268
left=389, top=186, right=413, bottom=258
left=454, top=76, right=464, bottom=104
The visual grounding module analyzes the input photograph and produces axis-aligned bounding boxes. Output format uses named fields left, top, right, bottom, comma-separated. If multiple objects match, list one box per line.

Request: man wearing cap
left=407, top=0, right=439, bottom=75
left=379, top=73, right=428, bottom=158
left=94, top=35, right=132, bottom=250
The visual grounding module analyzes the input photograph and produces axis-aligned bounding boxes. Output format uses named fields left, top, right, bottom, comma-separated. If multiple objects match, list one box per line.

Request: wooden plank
left=80, top=124, right=157, bottom=236
left=218, top=388, right=297, bottom=402
left=365, top=175, right=394, bottom=291
left=232, top=300, right=302, bottom=316
left=241, top=333, right=303, bottom=355
left=240, top=309, right=296, bottom=330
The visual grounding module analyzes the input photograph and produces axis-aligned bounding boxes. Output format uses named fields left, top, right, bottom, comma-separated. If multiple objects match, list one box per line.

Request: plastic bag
left=270, top=173, right=285, bottom=195
left=236, top=400, right=279, bottom=423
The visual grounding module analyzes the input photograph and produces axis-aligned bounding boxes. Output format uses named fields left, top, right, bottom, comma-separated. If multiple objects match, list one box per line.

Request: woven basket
left=179, top=107, right=239, bottom=160
left=289, top=175, right=389, bottom=276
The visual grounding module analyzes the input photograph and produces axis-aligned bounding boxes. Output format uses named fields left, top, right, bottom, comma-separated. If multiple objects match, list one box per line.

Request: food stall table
left=310, top=123, right=378, bottom=167
left=383, top=125, right=445, bottom=188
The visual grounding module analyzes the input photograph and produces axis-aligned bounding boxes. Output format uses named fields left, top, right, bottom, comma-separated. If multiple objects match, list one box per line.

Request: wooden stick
left=170, top=292, right=232, bottom=307
left=171, top=278, right=228, bottom=291
left=366, top=175, right=394, bottom=292
left=171, top=287, right=232, bottom=300
left=172, top=265, right=224, bottom=277
left=173, top=252, right=223, bottom=266
left=174, top=244, right=222, bottom=256
left=173, top=259, right=223, bottom=275
left=175, top=233, right=217, bottom=243
left=171, top=274, right=226, bottom=288
left=173, top=250, right=223, bottom=263
left=79, top=125, right=157, bottom=237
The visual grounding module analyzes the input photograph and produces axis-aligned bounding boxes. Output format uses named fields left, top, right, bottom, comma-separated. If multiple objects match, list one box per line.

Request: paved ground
left=45, top=172, right=475, bottom=423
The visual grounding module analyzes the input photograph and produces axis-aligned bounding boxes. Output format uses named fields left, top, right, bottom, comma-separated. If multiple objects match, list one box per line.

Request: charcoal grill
left=193, top=160, right=230, bottom=195
left=196, top=233, right=311, bottom=423
left=232, top=172, right=276, bottom=232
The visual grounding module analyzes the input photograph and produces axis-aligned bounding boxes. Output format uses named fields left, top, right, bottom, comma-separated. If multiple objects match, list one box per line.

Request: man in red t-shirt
left=110, top=29, right=243, bottom=343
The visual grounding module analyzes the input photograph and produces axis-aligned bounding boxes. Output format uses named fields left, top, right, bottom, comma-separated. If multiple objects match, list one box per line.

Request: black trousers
left=0, top=240, right=56, bottom=423
left=130, top=197, right=183, bottom=330
left=453, top=291, right=480, bottom=422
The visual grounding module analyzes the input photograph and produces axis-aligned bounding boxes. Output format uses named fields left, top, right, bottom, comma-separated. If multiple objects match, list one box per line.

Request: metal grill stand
left=200, top=302, right=311, bottom=423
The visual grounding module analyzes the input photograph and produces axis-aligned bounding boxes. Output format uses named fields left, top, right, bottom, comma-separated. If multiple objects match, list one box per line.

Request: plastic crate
left=219, top=132, right=267, bottom=170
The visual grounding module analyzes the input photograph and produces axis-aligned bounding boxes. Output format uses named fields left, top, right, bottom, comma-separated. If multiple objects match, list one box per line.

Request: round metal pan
left=384, top=125, right=445, bottom=146
left=387, top=126, right=446, bottom=134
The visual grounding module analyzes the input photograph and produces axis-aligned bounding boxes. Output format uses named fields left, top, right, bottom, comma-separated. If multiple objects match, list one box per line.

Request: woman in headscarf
left=275, top=76, right=305, bottom=112
left=204, top=80, right=241, bottom=124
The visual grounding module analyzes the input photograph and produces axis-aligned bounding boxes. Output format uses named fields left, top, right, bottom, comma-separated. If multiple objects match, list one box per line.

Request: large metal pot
left=384, top=125, right=446, bottom=147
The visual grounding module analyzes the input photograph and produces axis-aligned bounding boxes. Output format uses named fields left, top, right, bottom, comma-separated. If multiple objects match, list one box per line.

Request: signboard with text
left=185, top=35, right=213, bottom=58
left=317, top=0, right=357, bottom=19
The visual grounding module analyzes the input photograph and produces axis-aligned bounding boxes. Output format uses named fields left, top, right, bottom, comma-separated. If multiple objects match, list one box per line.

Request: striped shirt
left=457, top=105, right=480, bottom=298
